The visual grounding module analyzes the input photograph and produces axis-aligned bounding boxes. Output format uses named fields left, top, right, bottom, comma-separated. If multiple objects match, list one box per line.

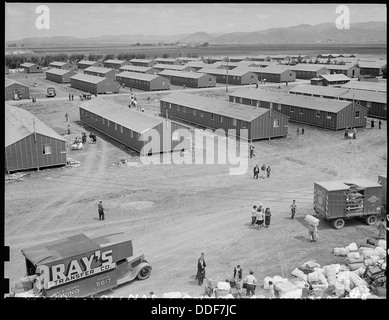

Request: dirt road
left=4, top=84, right=387, bottom=298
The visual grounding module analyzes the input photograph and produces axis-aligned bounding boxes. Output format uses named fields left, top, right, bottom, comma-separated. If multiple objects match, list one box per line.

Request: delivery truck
left=313, top=179, right=383, bottom=229
left=10, top=229, right=152, bottom=297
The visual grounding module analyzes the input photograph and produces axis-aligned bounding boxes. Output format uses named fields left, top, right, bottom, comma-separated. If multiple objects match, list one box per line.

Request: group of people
left=251, top=204, right=272, bottom=229
left=253, top=164, right=271, bottom=179
left=371, top=119, right=382, bottom=129
left=344, top=127, right=357, bottom=139
left=296, top=127, right=305, bottom=135
left=89, top=132, right=97, bottom=143
left=68, top=94, right=74, bottom=101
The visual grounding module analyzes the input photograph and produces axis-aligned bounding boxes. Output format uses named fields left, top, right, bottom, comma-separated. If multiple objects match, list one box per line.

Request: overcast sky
left=5, top=3, right=387, bottom=41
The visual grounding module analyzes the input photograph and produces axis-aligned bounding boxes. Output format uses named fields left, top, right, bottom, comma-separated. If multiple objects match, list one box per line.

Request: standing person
left=69, top=94, right=71, bottom=101
left=264, top=207, right=271, bottom=228
left=82, top=132, right=86, bottom=144
left=297, top=127, right=300, bottom=135
left=286, top=81, right=288, bottom=87
left=67, top=125, right=71, bottom=135
left=251, top=205, right=258, bottom=227
left=98, top=200, right=105, bottom=221
left=65, top=113, right=68, bottom=122
left=256, top=82, right=259, bottom=89
left=255, top=206, right=264, bottom=229
left=253, top=165, right=259, bottom=179
left=233, top=265, right=243, bottom=283
left=371, top=119, right=375, bottom=128
left=308, top=223, right=317, bottom=242
left=290, top=200, right=297, bottom=220
left=268, top=281, right=276, bottom=298
left=249, top=144, right=255, bottom=158
left=378, top=120, right=382, bottom=129
left=261, top=164, right=266, bottom=179
left=302, top=127, right=305, bottom=134
left=377, top=218, right=386, bottom=239
left=71, top=94, right=74, bottom=101
left=243, top=270, right=257, bottom=297
left=266, top=165, right=271, bottom=178
left=92, top=133, right=97, bottom=143
left=197, top=252, right=207, bottom=286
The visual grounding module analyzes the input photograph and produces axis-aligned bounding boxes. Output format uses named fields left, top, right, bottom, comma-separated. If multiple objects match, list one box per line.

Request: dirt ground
left=4, top=73, right=387, bottom=298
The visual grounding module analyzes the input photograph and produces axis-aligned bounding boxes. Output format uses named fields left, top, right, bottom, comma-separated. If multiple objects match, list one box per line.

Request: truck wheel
left=137, top=266, right=151, bottom=280
left=365, top=215, right=377, bottom=226
left=332, top=218, right=345, bottom=229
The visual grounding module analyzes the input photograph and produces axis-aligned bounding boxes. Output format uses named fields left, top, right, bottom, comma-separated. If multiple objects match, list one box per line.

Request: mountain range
left=6, top=21, right=386, bottom=47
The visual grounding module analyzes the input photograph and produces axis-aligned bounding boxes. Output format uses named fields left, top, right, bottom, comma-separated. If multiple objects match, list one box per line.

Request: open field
left=4, top=69, right=387, bottom=299
left=6, top=43, right=387, bottom=59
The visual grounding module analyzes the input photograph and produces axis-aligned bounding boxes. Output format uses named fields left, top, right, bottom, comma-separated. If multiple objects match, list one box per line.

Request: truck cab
left=10, top=229, right=151, bottom=297
left=46, top=87, right=56, bottom=97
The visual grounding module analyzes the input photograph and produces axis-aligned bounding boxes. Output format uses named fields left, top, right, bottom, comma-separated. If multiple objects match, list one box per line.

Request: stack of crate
left=345, top=184, right=365, bottom=214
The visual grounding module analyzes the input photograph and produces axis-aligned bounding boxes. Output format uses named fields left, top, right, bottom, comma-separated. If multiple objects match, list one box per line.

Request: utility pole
left=226, top=57, right=229, bottom=92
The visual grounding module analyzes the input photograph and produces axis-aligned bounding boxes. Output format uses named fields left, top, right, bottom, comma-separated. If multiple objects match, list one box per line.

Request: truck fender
left=133, top=262, right=152, bottom=280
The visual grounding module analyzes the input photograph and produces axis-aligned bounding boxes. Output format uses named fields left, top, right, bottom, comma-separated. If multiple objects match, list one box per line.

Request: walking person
left=290, top=199, right=297, bottom=220
left=65, top=113, right=68, bottom=122
left=253, top=165, right=259, bottom=180
left=371, top=119, right=375, bottom=128
left=69, top=94, right=71, bottom=101
left=249, top=144, right=255, bottom=158
left=266, top=165, right=271, bottom=178
left=196, top=252, right=207, bottom=286
left=251, top=205, right=257, bottom=227
left=297, top=127, right=300, bottom=135
left=98, top=200, right=105, bottom=220
left=67, top=125, right=71, bottom=135
left=82, top=132, right=87, bottom=144
left=377, top=218, right=386, bottom=239
left=308, top=223, right=317, bottom=242
left=71, top=94, right=74, bottom=101
left=255, top=206, right=264, bottom=229
left=243, top=270, right=257, bottom=297
left=378, top=120, right=382, bottom=129
left=261, top=164, right=266, bottom=179
left=264, top=207, right=271, bottom=228
left=302, top=127, right=305, bottom=134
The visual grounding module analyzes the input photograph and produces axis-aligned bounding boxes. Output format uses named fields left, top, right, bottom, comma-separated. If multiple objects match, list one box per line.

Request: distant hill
left=6, top=21, right=386, bottom=47
left=179, top=32, right=214, bottom=44
left=209, top=21, right=387, bottom=44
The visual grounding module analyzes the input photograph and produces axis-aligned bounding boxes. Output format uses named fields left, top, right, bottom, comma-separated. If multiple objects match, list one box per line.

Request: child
left=251, top=205, right=257, bottom=227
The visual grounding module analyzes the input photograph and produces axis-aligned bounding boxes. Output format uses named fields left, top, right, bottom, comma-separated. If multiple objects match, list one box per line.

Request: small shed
left=197, top=68, right=257, bottom=85
left=5, top=78, right=30, bottom=100
left=160, top=92, right=289, bottom=141
left=70, top=73, right=120, bottom=94
left=103, top=59, right=126, bottom=69
left=77, top=60, right=103, bottom=70
left=157, top=70, right=216, bottom=88
left=358, top=61, right=387, bottom=77
left=48, top=61, right=70, bottom=70
left=119, top=65, right=158, bottom=74
left=20, top=62, right=43, bottom=73
left=229, top=88, right=368, bottom=130
left=115, top=71, right=170, bottom=91
left=79, top=98, right=191, bottom=155
left=84, top=66, right=118, bottom=79
left=45, top=68, right=76, bottom=84
left=5, top=103, right=67, bottom=173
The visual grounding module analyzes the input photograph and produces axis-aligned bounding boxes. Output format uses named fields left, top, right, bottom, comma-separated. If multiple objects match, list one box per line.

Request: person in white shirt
left=243, top=270, right=257, bottom=297
left=255, top=206, right=264, bottom=229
